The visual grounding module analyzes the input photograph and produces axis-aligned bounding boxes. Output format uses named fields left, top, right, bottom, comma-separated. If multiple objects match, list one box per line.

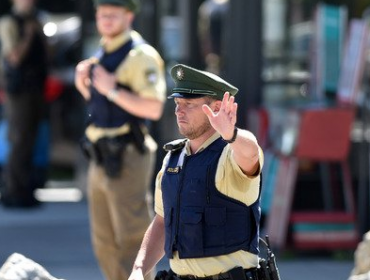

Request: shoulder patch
left=145, top=68, right=158, bottom=84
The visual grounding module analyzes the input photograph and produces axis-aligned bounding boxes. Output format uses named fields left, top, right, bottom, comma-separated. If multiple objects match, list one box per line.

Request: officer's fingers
left=231, top=102, right=238, bottom=123
left=76, top=63, right=90, bottom=78
left=92, top=67, right=107, bottom=83
left=95, top=67, right=112, bottom=82
left=83, top=77, right=91, bottom=87
left=223, top=92, right=235, bottom=113
left=92, top=65, right=102, bottom=75
left=231, top=101, right=238, bottom=114
left=76, top=62, right=86, bottom=73
left=226, top=95, right=235, bottom=113
left=221, top=92, right=230, bottom=110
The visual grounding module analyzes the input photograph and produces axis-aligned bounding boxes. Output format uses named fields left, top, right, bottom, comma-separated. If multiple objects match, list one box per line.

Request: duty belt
left=174, top=267, right=258, bottom=280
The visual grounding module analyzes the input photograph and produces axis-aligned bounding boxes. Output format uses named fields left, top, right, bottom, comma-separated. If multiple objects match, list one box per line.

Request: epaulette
left=163, top=139, right=187, bottom=152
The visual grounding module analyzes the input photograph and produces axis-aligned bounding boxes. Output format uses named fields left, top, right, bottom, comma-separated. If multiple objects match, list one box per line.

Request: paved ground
left=0, top=191, right=356, bottom=280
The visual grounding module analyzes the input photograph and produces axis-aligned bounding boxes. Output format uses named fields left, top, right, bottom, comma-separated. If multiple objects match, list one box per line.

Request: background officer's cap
left=94, top=0, right=140, bottom=13
left=169, top=64, right=238, bottom=100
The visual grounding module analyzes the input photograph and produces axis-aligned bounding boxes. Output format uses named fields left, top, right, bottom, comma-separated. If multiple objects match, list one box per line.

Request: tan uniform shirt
left=155, top=133, right=264, bottom=277
left=0, top=15, right=18, bottom=81
left=85, top=29, right=166, bottom=143
left=0, top=15, right=19, bottom=56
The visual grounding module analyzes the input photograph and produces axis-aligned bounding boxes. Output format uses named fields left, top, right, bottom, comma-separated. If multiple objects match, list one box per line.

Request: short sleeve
left=215, top=145, right=264, bottom=206
left=154, top=152, right=171, bottom=217
left=116, top=44, right=167, bottom=102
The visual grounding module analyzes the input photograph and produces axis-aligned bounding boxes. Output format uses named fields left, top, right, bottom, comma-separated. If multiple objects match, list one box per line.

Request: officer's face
left=12, top=0, right=37, bottom=14
left=174, top=97, right=217, bottom=140
left=96, top=5, right=134, bottom=38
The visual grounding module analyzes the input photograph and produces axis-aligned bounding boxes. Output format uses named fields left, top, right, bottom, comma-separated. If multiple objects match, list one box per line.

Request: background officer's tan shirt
left=86, top=29, right=166, bottom=142
left=154, top=133, right=264, bottom=277
left=0, top=16, right=19, bottom=57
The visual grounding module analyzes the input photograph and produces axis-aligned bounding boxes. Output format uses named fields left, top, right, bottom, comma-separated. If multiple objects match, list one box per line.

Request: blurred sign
left=310, top=4, right=347, bottom=100
left=337, top=19, right=370, bottom=105
left=160, top=16, right=185, bottom=61
left=266, top=156, right=298, bottom=249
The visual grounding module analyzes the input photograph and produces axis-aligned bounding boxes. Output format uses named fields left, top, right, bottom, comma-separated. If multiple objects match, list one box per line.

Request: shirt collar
left=184, top=132, right=221, bottom=155
left=101, top=29, right=131, bottom=53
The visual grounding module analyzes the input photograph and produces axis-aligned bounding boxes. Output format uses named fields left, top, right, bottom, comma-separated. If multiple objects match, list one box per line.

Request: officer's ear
left=203, top=96, right=220, bottom=112
left=211, top=100, right=222, bottom=113
left=124, top=8, right=135, bottom=24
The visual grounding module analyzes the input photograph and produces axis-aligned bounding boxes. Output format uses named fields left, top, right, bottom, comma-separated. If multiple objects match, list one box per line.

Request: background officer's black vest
left=3, top=10, right=48, bottom=95
left=162, top=137, right=261, bottom=259
left=88, top=38, right=145, bottom=128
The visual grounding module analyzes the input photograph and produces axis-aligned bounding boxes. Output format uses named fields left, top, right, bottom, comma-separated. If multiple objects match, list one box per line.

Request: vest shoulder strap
left=163, top=139, right=187, bottom=152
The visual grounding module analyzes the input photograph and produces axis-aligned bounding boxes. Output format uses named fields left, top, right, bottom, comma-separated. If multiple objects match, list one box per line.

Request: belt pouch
left=228, top=267, right=247, bottom=280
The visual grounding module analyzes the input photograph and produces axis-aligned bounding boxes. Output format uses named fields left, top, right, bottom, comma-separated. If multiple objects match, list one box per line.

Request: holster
left=80, top=137, right=102, bottom=164
left=96, top=136, right=127, bottom=178
left=155, top=270, right=176, bottom=280
left=257, top=259, right=271, bottom=280
left=129, top=122, right=147, bottom=154
left=80, top=135, right=127, bottom=178
left=228, top=267, right=257, bottom=280
left=80, top=121, right=148, bottom=178
left=154, top=267, right=258, bottom=280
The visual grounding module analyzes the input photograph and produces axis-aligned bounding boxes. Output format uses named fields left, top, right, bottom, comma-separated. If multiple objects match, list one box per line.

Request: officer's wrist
left=107, top=88, right=119, bottom=102
left=132, top=263, right=143, bottom=272
left=222, top=127, right=238, bottom=143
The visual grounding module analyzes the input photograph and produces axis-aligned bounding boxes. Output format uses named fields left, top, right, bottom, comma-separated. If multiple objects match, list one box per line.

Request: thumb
left=202, top=104, right=215, bottom=119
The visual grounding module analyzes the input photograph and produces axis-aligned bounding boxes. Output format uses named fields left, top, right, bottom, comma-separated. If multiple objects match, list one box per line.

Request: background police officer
left=74, top=0, right=166, bottom=279
left=128, top=64, right=263, bottom=280
left=0, top=0, right=49, bottom=208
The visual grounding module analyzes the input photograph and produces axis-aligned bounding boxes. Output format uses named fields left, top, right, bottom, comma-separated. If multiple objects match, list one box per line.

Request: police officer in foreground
left=128, top=64, right=264, bottom=280
left=74, top=0, right=166, bottom=279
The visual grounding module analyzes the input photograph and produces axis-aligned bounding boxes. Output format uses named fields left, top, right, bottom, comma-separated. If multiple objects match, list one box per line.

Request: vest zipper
left=172, top=155, right=188, bottom=253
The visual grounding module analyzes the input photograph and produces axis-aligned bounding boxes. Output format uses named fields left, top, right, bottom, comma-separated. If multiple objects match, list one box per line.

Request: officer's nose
left=175, top=104, right=182, bottom=115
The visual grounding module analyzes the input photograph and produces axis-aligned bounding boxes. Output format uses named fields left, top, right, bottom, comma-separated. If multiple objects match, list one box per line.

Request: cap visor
left=168, top=92, right=205, bottom=99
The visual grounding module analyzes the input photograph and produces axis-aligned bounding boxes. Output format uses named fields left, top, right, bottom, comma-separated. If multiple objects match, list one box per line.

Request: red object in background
left=44, top=75, right=64, bottom=103
left=0, top=75, right=64, bottom=104
left=0, top=88, right=5, bottom=104
left=294, top=107, right=355, bottom=161
left=266, top=107, right=359, bottom=250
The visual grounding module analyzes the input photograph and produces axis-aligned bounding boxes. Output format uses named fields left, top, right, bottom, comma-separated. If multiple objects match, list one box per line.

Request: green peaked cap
left=169, top=64, right=238, bottom=100
left=93, top=0, right=140, bottom=13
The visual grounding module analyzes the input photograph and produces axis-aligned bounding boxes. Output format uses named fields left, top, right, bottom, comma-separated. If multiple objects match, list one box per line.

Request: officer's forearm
left=132, top=214, right=165, bottom=276
left=229, top=129, right=260, bottom=176
left=108, top=88, right=164, bottom=120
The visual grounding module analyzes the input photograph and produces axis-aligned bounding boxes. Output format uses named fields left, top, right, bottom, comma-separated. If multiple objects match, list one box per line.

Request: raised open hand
left=202, top=92, right=237, bottom=141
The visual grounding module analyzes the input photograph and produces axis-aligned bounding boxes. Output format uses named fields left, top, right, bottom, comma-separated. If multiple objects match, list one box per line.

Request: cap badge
left=176, top=67, right=184, bottom=80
